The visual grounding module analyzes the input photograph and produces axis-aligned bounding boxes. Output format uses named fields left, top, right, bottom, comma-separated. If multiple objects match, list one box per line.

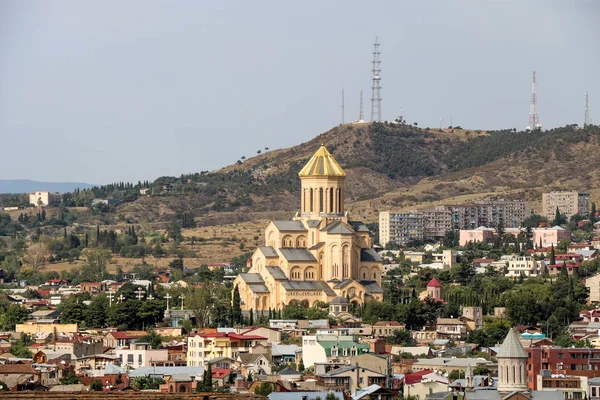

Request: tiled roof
left=272, top=221, right=307, bottom=232
left=258, top=246, right=279, bottom=257
left=361, top=249, right=382, bottom=262
left=279, top=249, right=316, bottom=262
left=427, top=278, right=442, bottom=287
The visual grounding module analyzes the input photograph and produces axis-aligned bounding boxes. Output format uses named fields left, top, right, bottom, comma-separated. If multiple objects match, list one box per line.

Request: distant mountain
left=0, top=180, right=95, bottom=194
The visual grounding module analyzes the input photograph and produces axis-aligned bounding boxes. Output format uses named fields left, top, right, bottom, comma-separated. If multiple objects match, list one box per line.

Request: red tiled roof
left=405, top=369, right=433, bottom=385
left=0, top=364, right=37, bottom=374
left=108, top=331, right=146, bottom=340
left=212, top=368, right=232, bottom=379
left=427, top=278, right=441, bottom=287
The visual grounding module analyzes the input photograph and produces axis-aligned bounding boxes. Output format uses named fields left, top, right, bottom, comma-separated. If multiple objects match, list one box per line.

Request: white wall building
left=116, top=342, right=168, bottom=369
left=29, top=191, right=61, bottom=207
left=505, top=255, right=546, bottom=278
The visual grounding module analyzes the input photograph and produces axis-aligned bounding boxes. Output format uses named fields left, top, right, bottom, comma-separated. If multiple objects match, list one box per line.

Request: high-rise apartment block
left=379, top=200, right=527, bottom=247
left=542, top=191, right=590, bottom=221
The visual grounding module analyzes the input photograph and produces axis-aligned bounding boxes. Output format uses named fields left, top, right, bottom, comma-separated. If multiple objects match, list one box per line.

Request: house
left=277, top=366, right=301, bottom=381
left=412, top=330, right=437, bottom=344
left=436, top=318, right=467, bottom=339
left=404, top=370, right=449, bottom=400
left=349, top=353, right=390, bottom=376
left=80, top=282, right=105, bottom=293
left=206, top=357, right=234, bottom=370
left=116, top=342, right=168, bottom=369
left=589, top=377, right=600, bottom=400
left=505, top=255, right=546, bottom=278
left=459, top=227, right=496, bottom=246
left=186, top=332, right=269, bottom=367
left=532, top=226, right=571, bottom=247
left=103, top=331, right=146, bottom=348
left=235, top=326, right=281, bottom=343
left=211, top=368, right=232, bottom=387
left=317, top=364, right=387, bottom=395
left=353, top=384, right=395, bottom=400
left=271, top=344, right=300, bottom=365
left=462, top=306, right=483, bottom=330
left=373, top=321, right=406, bottom=337
left=237, top=353, right=272, bottom=375
left=586, top=274, right=600, bottom=303
left=411, top=357, right=494, bottom=374
left=547, top=263, right=580, bottom=276
left=0, top=363, right=40, bottom=389
left=29, top=191, right=61, bottom=207
left=160, top=374, right=195, bottom=393
left=269, top=392, right=344, bottom=400
left=302, top=332, right=370, bottom=368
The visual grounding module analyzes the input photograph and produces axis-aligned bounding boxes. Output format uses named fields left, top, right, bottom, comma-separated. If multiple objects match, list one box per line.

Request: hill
left=0, top=179, right=95, bottom=194
left=29, top=123, right=600, bottom=228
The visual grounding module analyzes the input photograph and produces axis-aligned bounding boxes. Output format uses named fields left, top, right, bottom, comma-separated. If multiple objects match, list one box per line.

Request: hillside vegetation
left=2, top=124, right=599, bottom=229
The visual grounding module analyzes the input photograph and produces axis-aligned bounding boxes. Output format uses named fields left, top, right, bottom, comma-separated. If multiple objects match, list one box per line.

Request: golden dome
left=298, top=144, right=346, bottom=178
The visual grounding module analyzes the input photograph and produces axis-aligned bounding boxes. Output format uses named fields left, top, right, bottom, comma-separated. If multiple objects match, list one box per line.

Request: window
left=127, top=354, right=134, bottom=364
left=138, top=354, right=142, bottom=365
left=571, top=364, right=577, bottom=370
left=558, top=353, right=565, bottom=359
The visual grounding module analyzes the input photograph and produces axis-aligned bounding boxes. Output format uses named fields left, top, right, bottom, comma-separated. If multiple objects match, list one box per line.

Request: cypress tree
left=550, top=244, right=556, bottom=265
left=249, top=309, right=254, bottom=326
left=85, top=233, right=89, bottom=248
left=232, top=285, right=242, bottom=324
left=560, top=261, right=568, bottom=279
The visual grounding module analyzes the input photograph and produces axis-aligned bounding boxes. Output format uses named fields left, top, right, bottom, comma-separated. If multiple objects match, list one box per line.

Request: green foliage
left=131, top=376, right=165, bottom=390
left=325, top=392, right=340, bottom=400
left=0, top=304, right=28, bottom=331
left=254, top=382, right=273, bottom=396
left=60, top=373, right=81, bottom=385
left=386, top=329, right=418, bottom=346
left=10, top=334, right=33, bottom=358
left=138, top=329, right=163, bottom=349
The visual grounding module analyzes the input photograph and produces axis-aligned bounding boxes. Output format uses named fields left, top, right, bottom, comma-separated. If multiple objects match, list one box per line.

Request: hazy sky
left=1, top=1, right=599, bottom=184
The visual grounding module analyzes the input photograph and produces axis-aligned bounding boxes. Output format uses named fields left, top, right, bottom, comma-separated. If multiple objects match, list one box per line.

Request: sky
left=1, top=1, right=599, bottom=184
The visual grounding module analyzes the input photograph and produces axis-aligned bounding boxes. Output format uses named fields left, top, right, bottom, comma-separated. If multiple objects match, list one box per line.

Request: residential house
left=527, top=347, right=600, bottom=390
left=206, top=357, right=234, bottom=370
left=116, top=342, right=169, bottom=369
left=436, top=318, right=467, bottom=339
left=404, top=370, right=449, bottom=400
left=317, top=364, right=387, bottom=395
left=235, top=326, right=281, bottom=343
left=373, top=321, right=406, bottom=338
left=462, top=306, right=483, bottom=330
left=271, top=344, right=300, bottom=365
left=412, top=330, right=438, bottom=344
left=589, top=377, right=600, bottom=400
left=459, top=227, right=496, bottom=246
left=536, top=371, right=588, bottom=400
left=349, top=352, right=390, bottom=376
left=390, top=346, right=433, bottom=358
left=103, top=331, right=147, bottom=348
left=533, top=226, right=571, bottom=247
left=505, top=255, right=546, bottom=278
left=237, top=353, right=272, bottom=375
left=186, top=332, right=269, bottom=367
left=277, top=366, right=301, bottom=381
left=0, top=364, right=40, bottom=390
left=411, top=357, right=494, bottom=374
left=586, top=274, right=600, bottom=303
left=302, top=333, right=370, bottom=368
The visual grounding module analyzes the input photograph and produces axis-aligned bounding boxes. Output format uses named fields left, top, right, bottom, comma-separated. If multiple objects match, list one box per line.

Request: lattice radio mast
left=358, top=89, right=364, bottom=122
left=341, top=88, right=345, bottom=125
left=584, top=91, right=590, bottom=127
left=527, top=71, right=541, bottom=130
left=370, top=37, right=382, bottom=122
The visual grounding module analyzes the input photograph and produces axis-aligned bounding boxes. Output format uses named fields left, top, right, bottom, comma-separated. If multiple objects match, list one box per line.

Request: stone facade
left=233, top=144, right=383, bottom=312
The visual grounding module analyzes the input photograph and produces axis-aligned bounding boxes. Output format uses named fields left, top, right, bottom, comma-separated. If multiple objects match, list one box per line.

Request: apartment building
left=542, top=191, right=590, bottom=221
left=423, top=207, right=453, bottom=240
left=379, top=210, right=424, bottom=247
left=29, top=191, right=61, bottom=207
left=527, top=347, right=600, bottom=390
left=505, top=255, right=546, bottom=278
left=186, top=332, right=268, bottom=367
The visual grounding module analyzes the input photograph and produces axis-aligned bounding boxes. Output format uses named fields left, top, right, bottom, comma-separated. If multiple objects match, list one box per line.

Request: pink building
left=532, top=226, right=571, bottom=247
left=459, top=227, right=496, bottom=246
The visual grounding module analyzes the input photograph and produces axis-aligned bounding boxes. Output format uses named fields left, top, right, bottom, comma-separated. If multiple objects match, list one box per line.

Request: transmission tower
left=370, top=37, right=382, bottom=122
left=584, top=91, right=590, bottom=127
left=341, top=88, right=345, bottom=125
left=358, top=89, right=364, bottom=122
left=527, top=71, right=541, bottom=130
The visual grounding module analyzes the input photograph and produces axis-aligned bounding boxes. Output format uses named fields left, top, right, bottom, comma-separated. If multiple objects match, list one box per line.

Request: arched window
left=319, top=188, right=324, bottom=212
left=329, top=187, right=334, bottom=212
left=296, top=235, right=306, bottom=248
left=310, top=189, right=314, bottom=212
left=304, top=267, right=316, bottom=280
left=282, top=235, right=293, bottom=248
left=290, top=266, right=301, bottom=280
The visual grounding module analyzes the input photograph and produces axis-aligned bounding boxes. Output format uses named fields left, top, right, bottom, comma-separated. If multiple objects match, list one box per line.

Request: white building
left=302, top=333, right=370, bottom=368
left=505, top=255, right=546, bottom=278
left=29, top=191, right=61, bottom=207
left=116, top=342, right=168, bottom=369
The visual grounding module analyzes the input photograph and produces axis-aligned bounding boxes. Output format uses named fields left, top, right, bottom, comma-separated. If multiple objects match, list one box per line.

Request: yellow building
left=233, top=143, right=383, bottom=312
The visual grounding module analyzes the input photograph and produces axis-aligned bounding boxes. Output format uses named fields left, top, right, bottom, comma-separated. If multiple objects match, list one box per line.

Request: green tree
left=60, top=373, right=81, bottom=385
left=325, top=392, right=340, bottom=400
left=386, top=329, right=418, bottom=346
left=550, top=245, right=556, bottom=265
left=254, top=382, right=273, bottom=396
left=0, top=304, right=28, bottom=331
left=138, top=329, right=163, bottom=349
left=232, top=285, right=242, bottom=324
left=89, top=379, right=103, bottom=391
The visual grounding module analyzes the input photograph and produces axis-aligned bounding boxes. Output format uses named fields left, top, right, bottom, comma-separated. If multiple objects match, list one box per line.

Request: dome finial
left=320, top=134, right=325, bottom=146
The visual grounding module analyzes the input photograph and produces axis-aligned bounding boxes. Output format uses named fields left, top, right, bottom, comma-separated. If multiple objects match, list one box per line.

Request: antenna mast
left=358, top=89, right=364, bottom=122
left=341, top=88, right=345, bottom=125
left=370, top=37, right=382, bottom=122
left=527, top=71, right=541, bottom=130
left=584, top=91, right=590, bottom=127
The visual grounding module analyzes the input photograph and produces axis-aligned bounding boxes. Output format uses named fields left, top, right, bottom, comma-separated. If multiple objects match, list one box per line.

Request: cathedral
left=233, top=142, right=383, bottom=312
